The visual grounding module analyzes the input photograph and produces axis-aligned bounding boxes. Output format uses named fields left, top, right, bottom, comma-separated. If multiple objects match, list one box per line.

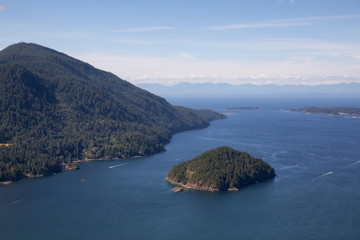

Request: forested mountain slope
left=0, top=42, right=225, bottom=181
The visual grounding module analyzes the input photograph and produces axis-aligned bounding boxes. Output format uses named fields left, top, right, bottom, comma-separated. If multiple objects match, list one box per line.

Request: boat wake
left=109, top=163, right=128, bottom=169
left=317, top=171, right=333, bottom=178
left=308, top=152, right=332, bottom=159
left=343, top=160, right=360, bottom=168
left=198, top=137, right=230, bottom=143
left=10, top=198, right=23, bottom=204
left=314, top=160, right=360, bottom=180
left=278, top=164, right=301, bottom=170
left=168, top=158, right=181, bottom=162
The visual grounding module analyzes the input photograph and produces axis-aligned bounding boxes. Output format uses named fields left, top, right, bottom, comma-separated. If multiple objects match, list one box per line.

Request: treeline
left=0, top=43, right=225, bottom=181
left=167, top=146, right=275, bottom=191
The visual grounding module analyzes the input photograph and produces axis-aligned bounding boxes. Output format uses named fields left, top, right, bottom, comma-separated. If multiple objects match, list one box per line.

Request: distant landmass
left=288, top=107, right=360, bottom=118
left=0, top=42, right=225, bottom=182
left=166, top=146, right=275, bottom=192
left=137, top=82, right=360, bottom=97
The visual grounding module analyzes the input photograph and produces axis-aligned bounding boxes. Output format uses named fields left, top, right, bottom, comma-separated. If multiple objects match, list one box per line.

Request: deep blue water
left=1, top=96, right=360, bottom=240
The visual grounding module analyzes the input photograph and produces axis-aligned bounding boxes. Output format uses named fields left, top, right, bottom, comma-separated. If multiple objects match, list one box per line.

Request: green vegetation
left=0, top=42, right=225, bottom=181
left=167, top=146, right=275, bottom=191
left=295, top=107, right=360, bottom=115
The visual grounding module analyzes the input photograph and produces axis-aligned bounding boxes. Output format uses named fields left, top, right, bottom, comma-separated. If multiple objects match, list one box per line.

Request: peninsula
left=166, top=146, right=275, bottom=192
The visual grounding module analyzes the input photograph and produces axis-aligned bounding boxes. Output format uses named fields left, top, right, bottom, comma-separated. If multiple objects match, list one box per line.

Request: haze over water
left=1, top=96, right=360, bottom=240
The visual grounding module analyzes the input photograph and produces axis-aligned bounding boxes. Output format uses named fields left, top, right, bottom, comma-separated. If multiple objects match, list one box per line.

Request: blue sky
left=1, top=0, right=360, bottom=85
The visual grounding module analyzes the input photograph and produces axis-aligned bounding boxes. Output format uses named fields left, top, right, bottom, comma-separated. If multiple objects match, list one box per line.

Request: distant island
left=225, top=107, right=262, bottom=110
left=0, top=42, right=226, bottom=183
left=288, top=107, right=360, bottom=118
left=166, top=146, right=275, bottom=192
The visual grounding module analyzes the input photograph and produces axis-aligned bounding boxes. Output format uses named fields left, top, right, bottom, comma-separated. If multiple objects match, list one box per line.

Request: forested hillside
left=0, top=42, right=225, bottom=181
left=167, top=146, right=275, bottom=191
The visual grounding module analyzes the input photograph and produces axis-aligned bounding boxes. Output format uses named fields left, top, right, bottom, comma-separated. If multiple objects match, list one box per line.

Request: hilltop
left=0, top=42, right=225, bottom=181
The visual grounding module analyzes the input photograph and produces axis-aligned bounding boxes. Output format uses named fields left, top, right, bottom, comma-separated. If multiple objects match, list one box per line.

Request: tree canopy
left=0, top=42, right=225, bottom=181
left=167, top=146, right=275, bottom=191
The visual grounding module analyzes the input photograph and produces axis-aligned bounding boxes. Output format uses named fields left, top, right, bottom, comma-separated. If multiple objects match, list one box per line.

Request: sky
left=0, top=0, right=360, bottom=86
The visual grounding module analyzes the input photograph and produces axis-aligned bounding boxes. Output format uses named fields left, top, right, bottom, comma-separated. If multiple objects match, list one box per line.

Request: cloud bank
left=75, top=53, right=360, bottom=86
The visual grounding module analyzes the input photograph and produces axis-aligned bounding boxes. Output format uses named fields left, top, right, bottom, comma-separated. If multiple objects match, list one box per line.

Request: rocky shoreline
left=0, top=181, right=12, bottom=186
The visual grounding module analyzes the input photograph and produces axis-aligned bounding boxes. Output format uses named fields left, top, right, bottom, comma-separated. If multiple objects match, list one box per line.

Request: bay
left=1, top=96, right=360, bottom=240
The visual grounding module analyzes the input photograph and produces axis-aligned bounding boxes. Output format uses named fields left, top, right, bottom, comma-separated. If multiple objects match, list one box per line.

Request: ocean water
left=1, top=96, right=360, bottom=240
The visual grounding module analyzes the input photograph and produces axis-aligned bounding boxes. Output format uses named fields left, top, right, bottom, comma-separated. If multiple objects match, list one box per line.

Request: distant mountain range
left=137, top=82, right=360, bottom=97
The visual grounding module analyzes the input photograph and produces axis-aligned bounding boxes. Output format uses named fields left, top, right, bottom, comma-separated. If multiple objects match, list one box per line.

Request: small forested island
left=289, top=107, right=360, bottom=118
left=166, top=146, right=275, bottom=192
left=0, top=42, right=226, bottom=183
left=225, top=107, right=262, bottom=110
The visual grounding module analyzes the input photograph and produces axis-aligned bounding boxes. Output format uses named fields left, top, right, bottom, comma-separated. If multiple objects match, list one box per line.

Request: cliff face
left=166, top=146, right=275, bottom=192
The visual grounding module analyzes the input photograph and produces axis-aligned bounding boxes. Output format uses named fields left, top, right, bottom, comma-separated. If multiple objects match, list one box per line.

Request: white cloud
left=74, top=53, right=360, bottom=86
left=129, top=74, right=360, bottom=86
left=87, top=37, right=360, bottom=61
left=207, top=14, right=360, bottom=30
left=110, top=26, right=175, bottom=33
left=252, top=39, right=360, bottom=55
left=93, top=36, right=360, bottom=58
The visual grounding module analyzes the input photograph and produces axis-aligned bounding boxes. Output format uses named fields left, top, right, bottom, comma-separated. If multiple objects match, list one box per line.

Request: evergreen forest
left=167, top=146, right=275, bottom=191
left=0, top=42, right=225, bottom=181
